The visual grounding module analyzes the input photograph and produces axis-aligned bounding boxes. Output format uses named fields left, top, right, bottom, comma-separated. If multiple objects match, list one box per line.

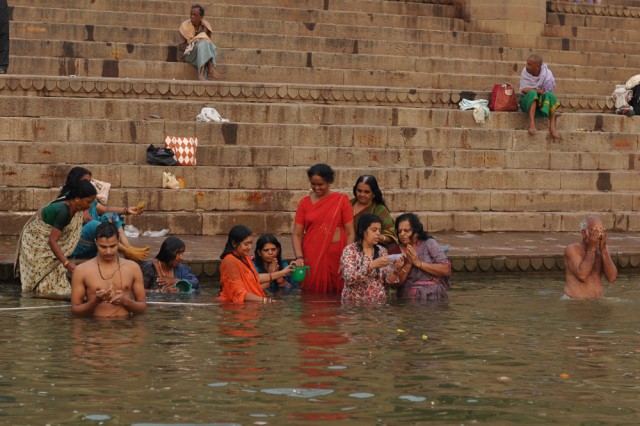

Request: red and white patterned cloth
left=164, top=136, right=198, bottom=166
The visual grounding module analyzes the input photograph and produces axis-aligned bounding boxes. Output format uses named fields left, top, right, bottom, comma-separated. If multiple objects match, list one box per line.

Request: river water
left=0, top=273, right=639, bottom=425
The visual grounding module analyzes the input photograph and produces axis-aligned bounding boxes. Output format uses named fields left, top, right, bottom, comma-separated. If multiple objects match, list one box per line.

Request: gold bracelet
left=63, top=259, right=69, bottom=267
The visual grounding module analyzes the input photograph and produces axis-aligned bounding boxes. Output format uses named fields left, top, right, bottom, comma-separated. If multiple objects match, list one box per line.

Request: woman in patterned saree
left=340, top=213, right=402, bottom=305
left=15, top=179, right=97, bottom=295
left=292, top=164, right=355, bottom=294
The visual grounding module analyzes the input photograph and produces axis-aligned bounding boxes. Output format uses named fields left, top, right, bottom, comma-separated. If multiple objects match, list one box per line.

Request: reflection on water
left=1, top=274, right=640, bottom=424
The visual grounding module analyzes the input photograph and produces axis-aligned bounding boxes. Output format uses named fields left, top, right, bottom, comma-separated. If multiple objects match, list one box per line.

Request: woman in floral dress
left=340, top=213, right=402, bottom=305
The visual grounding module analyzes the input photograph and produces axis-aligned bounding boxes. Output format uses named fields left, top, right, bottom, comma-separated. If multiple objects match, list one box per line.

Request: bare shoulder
left=120, top=258, right=142, bottom=272
left=565, top=242, right=582, bottom=255
left=75, top=258, right=97, bottom=273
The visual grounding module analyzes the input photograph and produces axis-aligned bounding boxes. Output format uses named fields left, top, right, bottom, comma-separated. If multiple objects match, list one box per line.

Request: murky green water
left=1, top=273, right=639, bottom=425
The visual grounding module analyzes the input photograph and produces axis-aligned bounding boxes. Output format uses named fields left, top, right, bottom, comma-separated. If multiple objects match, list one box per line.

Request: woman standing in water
left=219, top=225, right=292, bottom=303
left=142, top=236, right=200, bottom=293
left=292, top=164, right=354, bottom=293
left=340, top=214, right=402, bottom=305
left=351, top=175, right=398, bottom=252
left=395, top=213, right=451, bottom=301
left=253, top=234, right=295, bottom=294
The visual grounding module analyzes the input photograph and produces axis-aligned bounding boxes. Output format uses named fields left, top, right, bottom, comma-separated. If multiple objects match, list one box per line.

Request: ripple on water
left=398, top=395, right=426, bottom=402
left=261, top=388, right=333, bottom=398
left=84, top=414, right=111, bottom=421
left=349, top=392, right=375, bottom=399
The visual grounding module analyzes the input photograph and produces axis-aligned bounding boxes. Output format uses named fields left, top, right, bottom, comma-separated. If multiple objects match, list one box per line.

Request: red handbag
left=489, top=83, right=519, bottom=111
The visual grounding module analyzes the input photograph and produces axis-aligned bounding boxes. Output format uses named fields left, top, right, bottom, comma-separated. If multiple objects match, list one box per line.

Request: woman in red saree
left=292, top=164, right=355, bottom=294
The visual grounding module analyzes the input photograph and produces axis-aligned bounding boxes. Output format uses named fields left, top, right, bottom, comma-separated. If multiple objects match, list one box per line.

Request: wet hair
left=254, top=234, right=283, bottom=269
left=63, top=179, right=97, bottom=200
left=95, top=222, right=118, bottom=240
left=220, top=225, right=252, bottom=259
left=307, top=163, right=335, bottom=184
left=191, top=4, right=205, bottom=16
left=395, top=213, right=432, bottom=242
left=59, top=166, right=92, bottom=197
left=580, top=218, right=589, bottom=232
left=353, top=175, right=386, bottom=207
left=156, top=236, right=186, bottom=263
left=356, top=213, right=382, bottom=260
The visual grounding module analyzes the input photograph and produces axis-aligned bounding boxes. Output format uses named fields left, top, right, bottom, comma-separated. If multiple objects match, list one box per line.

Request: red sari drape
left=295, top=192, right=353, bottom=293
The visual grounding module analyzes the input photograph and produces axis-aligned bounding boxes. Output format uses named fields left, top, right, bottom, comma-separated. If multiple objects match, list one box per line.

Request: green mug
left=291, top=265, right=310, bottom=283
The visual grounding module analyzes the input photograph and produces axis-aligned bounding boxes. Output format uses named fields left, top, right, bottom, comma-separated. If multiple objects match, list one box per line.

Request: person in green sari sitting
left=350, top=175, right=399, bottom=254
left=179, top=4, right=224, bottom=81
left=519, top=54, right=560, bottom=139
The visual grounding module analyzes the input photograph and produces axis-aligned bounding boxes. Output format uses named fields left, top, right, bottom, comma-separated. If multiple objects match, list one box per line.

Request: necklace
left=97, top=256, right=121, bottom=281
left=157, top=261, right=172, bottom=277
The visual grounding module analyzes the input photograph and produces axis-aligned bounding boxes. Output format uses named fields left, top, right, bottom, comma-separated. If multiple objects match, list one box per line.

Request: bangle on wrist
left=63, top=259, right=69, bottom=267
left=269, top=273, right=273, bottom=282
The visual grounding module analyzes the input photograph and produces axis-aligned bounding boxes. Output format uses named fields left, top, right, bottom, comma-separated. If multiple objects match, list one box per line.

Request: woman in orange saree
left=292, top=164, right=355, bottom=294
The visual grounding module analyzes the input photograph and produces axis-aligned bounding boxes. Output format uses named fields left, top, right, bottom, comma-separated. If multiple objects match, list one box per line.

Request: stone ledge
left=549, top=1, right=640, bottom=17
left=2, top=231, right=640, bottom=280
left=0, top=75, right=616, bottom=111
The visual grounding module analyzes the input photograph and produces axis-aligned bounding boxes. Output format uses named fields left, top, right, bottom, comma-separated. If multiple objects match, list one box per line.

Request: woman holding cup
left=340, top=214, right=402, bottom=304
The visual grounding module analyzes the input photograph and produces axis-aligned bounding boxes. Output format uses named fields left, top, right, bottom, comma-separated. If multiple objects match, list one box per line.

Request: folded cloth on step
left=196, top=107, right=229, bottom=123
left=459, top=99, right=490, bottom=124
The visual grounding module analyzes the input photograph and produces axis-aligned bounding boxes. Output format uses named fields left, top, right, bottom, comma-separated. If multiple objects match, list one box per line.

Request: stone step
left=11, top=19, right=640, bottom=60
left=9, top=0, right=460, bottom=18
left=2, top=138, right=638, bottom=172
left=10, top=37, right=640, bottom=77
left=11, top=5, right=464, bottom=33
left=1, top=115, right=640, bottom=157
left=1, top=163, right=638, bottom=192
left=1, top=57, right=616, bottom=97
left=0, top=186, right=636, bottom=215
left=545, top=22, right=640, bottom=44
left=547, top=11, right=640, bottom=32
left=8, top=37, right=637, bottom=86
left=0, top=96, right=633, bottom=132
left=2, top=209, right=640, bottom=236
left=0, top=75, right=612, bottom=112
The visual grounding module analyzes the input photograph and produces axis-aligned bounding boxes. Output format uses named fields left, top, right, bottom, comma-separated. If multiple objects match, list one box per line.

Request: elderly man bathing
left=564, top=217, right=617, bottom=299
left=519, top=54, right=560, bottom=139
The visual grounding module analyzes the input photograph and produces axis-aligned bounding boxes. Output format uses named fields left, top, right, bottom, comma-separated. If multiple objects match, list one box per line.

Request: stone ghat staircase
left=2, top=0, right=640, bottom=236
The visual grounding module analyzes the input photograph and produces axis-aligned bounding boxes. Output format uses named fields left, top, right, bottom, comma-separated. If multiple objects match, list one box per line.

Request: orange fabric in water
left=218, top=254, right=266, bottom=303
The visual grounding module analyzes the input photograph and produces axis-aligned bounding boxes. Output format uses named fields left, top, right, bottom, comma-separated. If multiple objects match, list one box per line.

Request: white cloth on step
left=459, top=99, right=490, bottom=125
left=196, top=107, right=229, bottom=123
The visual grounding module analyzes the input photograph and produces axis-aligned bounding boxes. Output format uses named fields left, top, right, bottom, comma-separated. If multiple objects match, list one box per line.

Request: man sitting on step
left=178, top=4, right=224, bottom=80
left=519, top=54, right=560, bottom=139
